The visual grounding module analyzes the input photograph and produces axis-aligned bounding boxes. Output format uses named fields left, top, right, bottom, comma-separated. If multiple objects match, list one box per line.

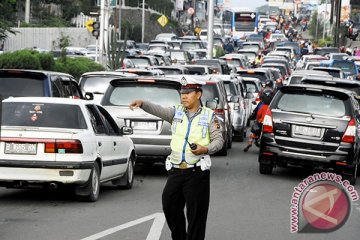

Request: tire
left=217, top=139, right=228, bottom=156
left=77, top=162, right=100, bottom=202
left=113, top=155, right=135, bottom=189
left=227, top=132, right=233, bottom=149
left=259, top=163, right=273, bottom=175
left=342, top=164, right=358, bottom=185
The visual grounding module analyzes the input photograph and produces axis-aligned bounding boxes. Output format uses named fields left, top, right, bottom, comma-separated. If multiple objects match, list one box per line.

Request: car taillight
left=262, top=108, right=273, bottom=133
left=45, top=140, right=83, bottom=154
left=341, top=118, right=356, bottom=143
left=214, top=109, right=225, bottom=115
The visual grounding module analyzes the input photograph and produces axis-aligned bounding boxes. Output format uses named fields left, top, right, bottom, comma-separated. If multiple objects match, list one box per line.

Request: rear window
left=332, top=62, right=356, bottom=75
left=224, top=59, right=241, bottom=67
left=129, top=58, right=151, bottom=66
left=326, top=70, right=341, bottom=78
left=159, top=69, right=182, bottom=75
left=238, top=73, right=266, bottom=82
left=181, top=42, right=202, bottom=50
left=80, top=76, right=114, bottom=94
left=2, top=102, right=87, bottom=129
left=0, top=77, right=45, bottom=98
left=224, top=82, right=238, bottom=96
left=275, top=91, right=348, bottom=117
left=187, top=67, right=207, bottom=75
left=288, top=76, right=303, bottom=85
left=104, top=83, right=180, bottom=107
left=244, top=81, right=259, bottom=93
left=202, top=84, right=224, bottom=107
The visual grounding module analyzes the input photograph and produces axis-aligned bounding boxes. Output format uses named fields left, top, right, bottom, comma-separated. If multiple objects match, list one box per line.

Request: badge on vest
left=173, top=110, right=184, bottom=123
left=198, top=114, right=209, bottom=127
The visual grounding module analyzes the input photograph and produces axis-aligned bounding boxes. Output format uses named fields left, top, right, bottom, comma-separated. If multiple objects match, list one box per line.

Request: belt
left=172, top=161, right=201, bottom=169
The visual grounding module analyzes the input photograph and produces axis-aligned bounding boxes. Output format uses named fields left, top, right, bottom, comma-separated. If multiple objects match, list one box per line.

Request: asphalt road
left=0, top=140, right=360, bottom=240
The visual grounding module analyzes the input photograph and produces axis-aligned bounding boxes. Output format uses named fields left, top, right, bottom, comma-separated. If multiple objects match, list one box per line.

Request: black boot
left=243, top=144, right=252, bottom=152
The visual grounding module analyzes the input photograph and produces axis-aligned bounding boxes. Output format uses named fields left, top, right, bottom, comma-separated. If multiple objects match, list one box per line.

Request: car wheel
left=77, top=162, right=100, bottom=202
left=259, top=163, right=273, bottom=175
left=113, top=155, right=135, bottom=189
left=342, top=163, right=358, bottom=185
left=227, top=132, right=233, bottom=149
left=217, top=139, right=228, bottom=156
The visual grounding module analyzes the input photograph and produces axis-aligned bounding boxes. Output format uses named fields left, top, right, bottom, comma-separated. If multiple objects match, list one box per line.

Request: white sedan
left=0, top=97, right=136, bottom=202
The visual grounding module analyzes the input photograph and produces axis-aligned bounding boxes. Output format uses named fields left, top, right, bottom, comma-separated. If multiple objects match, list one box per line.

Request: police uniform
left=140, top=82, right=224, bottom=240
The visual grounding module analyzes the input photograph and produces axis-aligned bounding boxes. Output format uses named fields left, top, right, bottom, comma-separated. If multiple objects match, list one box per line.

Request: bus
left=223, top=8, right=259, bottom=39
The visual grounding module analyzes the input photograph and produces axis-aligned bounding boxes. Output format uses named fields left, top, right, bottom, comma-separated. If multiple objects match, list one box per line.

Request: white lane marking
left=80, top=212, right=166, bottom=240
left=146, top=213, right=166, bottom=240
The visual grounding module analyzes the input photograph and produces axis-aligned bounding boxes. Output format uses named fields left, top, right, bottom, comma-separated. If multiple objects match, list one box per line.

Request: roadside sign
left=250, top=13, right=256, bottom=19
left=157, top=15, right=168, bottom=27
left=86, top=19, right=94, bottom=32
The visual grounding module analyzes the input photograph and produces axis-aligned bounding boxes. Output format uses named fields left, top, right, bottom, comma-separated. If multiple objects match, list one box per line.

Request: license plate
left=131, top=121, right=157, bottom=130
left=5, top=142, right=37, bottom=155
left=294, top=125, right=321, bottom=137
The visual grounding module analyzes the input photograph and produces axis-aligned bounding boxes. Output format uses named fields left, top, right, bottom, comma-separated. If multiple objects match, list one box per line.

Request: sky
left=230, top=0, right=268, bottom=10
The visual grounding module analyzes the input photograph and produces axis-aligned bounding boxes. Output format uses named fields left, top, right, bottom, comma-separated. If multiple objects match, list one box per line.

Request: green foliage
left=318, top=37, right=333, bottom=47
left=0, top=0, right=17, bottom=42
left=0, top=50, right=41, bottom=69
left=0, top=49, right=104, bottom=80
left=125, top=0, right=173, bottom=16
left=54, top=57, right=105, bottom=80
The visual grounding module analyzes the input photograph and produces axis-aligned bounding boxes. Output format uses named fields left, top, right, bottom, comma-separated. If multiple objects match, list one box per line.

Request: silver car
left=101, top=77, right=182, bottom=163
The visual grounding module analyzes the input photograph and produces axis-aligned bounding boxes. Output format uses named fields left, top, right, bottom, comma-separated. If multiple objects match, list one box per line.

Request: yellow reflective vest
left=169, top=105, right=213, bottom=164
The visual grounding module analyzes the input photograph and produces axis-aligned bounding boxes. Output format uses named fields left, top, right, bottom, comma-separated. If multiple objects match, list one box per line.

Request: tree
left=0, top=0, right=17, bottom=43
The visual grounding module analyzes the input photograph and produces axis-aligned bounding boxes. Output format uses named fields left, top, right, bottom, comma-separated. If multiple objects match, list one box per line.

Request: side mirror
left=206, top=100, right=217, bottom=110
left=251, top=100, right=257, bottom=105
left=84, top=92, right=94, bottom=100
left=121, top=126, right=133, bottom=135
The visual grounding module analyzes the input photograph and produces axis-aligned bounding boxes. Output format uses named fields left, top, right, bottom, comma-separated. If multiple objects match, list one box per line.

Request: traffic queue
left=1, top=20, right=360, bottom=203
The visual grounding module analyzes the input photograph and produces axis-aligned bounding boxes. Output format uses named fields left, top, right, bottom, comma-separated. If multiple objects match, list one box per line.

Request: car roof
left=81, top=71, right=137, bottom=77
left=281, top=84, right=355, bottom=96
left=0, top=69, right=74, bottom=78
left=291, top=70, right=330, bottom=75
left=109, top=76, right=181, bottom=85
left=3, top=97, right=88, bottom=105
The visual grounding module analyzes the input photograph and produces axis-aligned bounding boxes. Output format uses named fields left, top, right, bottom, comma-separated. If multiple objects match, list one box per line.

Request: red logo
left=301, top=183, right=350, bottom=231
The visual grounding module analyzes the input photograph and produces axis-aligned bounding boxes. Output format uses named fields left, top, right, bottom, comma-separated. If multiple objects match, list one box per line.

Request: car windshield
left=80, top=76, right=114, bottom=94
left=107, top=84, right=180, bottom=107
left=0, top=77, right=44, bottom=99
left=276, top=92, right=347, bottom=117
left=2, top=102, right=87, bottom=129
left=332, top=62, right=356, bottom=75
left=148, top=46, right=166, bottom=51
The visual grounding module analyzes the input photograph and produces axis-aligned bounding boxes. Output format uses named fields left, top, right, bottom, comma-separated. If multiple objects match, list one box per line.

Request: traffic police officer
left=129, top=76, right=224, bottom=240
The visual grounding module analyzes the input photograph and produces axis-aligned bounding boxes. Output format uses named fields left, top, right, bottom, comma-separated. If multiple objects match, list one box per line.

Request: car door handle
left=113, top=141, right=117, bottom=146
left=98, top=142, right=102, bottom=147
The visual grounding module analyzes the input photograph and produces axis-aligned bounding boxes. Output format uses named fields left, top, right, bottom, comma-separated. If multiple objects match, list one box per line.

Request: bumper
left=130, top=135, right=172, bottom=157
left=0, top=160, right=93, bottom=185
left=259, top=134, right=354, bottom=167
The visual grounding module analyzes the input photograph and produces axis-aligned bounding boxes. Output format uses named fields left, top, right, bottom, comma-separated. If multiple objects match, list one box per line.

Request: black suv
left=259, top=85, right=360, bottom=184
left=0, top=69, right=82, bottom=100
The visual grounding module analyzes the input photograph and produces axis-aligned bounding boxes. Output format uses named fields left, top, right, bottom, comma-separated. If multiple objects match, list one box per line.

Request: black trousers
left=162, top=167, right=210, bottom=240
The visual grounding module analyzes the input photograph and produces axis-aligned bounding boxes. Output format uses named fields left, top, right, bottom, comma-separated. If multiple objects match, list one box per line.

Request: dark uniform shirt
left=141, top=101, right=224, bottom=155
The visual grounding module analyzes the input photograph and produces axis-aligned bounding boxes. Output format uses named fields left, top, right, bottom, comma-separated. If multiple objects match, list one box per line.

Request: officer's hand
left=129, top=100, right=143, bottom=110
left=191, top=144, right=208, bottom=155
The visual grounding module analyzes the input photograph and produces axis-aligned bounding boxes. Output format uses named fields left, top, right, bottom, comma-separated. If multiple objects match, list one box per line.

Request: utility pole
left=207, top=0, right=214, bottom=59
left=118, top=0, right=122, bottom=41
left=25, top=0, right=30, bottom=23
left=334, top=0, right=342, bottom=47
left=141, top=0, right=145, bottom=43
left=323, top=0, right=328, bottom=40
